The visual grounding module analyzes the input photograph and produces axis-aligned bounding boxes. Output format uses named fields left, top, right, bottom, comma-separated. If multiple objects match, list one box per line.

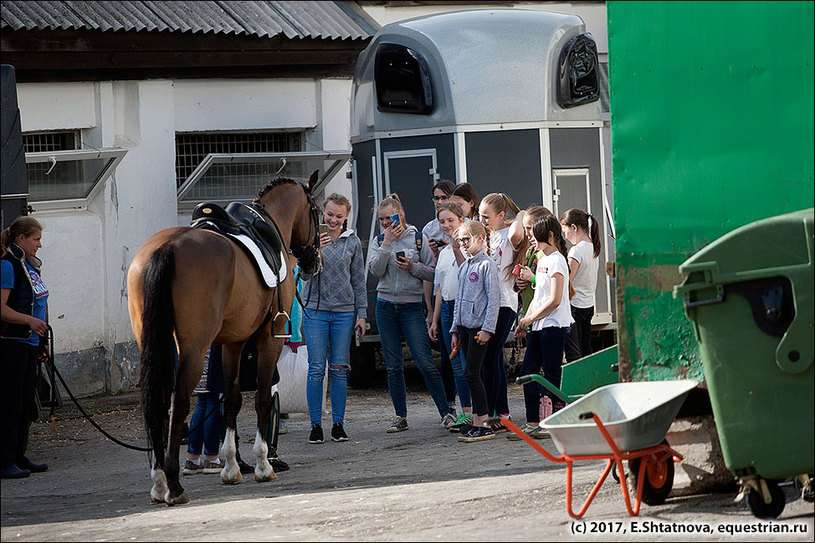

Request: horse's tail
left=139, top=243, right=176, bottom=465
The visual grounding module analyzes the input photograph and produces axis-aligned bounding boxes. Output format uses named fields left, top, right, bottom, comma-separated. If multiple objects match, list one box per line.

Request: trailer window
left=557, top=33, right=600, bottom=108
left=374, top=44, right=433, bottom=114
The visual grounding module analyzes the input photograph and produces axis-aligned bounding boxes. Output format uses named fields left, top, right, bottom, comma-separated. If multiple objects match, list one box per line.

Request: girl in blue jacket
left=450, top=220, right=501, bottom=443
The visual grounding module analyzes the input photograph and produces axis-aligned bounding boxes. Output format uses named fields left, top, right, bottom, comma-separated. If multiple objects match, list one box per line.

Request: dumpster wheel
left=628, top=440, right=674, bottom=506
left=746, top=478, right=785, bottom=519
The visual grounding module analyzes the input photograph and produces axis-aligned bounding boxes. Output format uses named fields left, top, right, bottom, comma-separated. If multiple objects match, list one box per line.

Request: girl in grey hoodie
left=450, top=220, right=501, bottom=443
left=367, top=194, right=453, bottom=433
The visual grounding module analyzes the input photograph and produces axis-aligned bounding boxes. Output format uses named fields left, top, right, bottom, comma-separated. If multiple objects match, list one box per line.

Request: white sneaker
left=441, top=413, right=457, bottom=430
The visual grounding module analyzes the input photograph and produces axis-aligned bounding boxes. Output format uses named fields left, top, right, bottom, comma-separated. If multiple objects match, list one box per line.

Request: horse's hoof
left=254, top=470, right=278, bottom=482
left=221, top=468, right=244, bottom=485
left=165, top=492, right=189, bottom=506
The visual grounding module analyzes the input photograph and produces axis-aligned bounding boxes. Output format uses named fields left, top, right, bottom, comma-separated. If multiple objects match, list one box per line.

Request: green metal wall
left=607, top=1, right=814, bottom=381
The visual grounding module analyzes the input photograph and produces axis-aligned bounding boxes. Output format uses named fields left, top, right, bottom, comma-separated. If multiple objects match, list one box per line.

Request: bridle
left=252, top=181, right=322, bottom=323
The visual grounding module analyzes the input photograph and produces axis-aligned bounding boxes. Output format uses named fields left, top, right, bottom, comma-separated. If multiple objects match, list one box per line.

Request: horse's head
left=254, top=172, right=322, bottom=276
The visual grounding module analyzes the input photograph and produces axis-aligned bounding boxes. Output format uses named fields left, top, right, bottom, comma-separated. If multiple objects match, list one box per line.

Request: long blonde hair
left=1, top=216, right=42, bottom=259
left=482, top=193, right=527, bottom=280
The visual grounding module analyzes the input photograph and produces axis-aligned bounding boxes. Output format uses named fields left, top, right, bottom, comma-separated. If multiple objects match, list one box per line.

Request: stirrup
left=272, top=311, right=292, bottom=339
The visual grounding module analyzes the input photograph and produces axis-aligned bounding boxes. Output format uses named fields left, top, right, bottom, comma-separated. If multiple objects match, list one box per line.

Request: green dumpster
left=673, top=208, right=814, bottom=518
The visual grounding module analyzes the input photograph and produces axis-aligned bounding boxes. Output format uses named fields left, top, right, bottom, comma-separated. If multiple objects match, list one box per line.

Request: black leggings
left=565, top=305, right=594, bottom=362
left=458, top=327, right=490, bottom=417
left=0, top=339, right=38, bottom=469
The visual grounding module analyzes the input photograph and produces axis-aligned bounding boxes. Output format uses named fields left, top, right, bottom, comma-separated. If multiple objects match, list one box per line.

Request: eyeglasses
left=431, top=195, right=449, bottom=202
left=457, top=236, right=471, bottom=246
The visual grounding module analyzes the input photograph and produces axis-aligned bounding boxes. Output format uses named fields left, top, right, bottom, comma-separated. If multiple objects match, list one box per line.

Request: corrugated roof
left=0, top=0, right=377, bottom=39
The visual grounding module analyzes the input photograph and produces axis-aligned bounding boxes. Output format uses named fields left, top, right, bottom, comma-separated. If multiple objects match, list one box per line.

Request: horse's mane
left=254, top=177, right=302, bottom=203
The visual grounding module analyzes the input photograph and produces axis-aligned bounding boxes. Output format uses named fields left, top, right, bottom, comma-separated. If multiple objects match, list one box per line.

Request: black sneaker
left=386, top=416, right=409, bottom=433
left=309, top=424, right=324, bottom=444
left=331, top=423, right=349, bottom=442
left=458, top=426, right=496, bottom=443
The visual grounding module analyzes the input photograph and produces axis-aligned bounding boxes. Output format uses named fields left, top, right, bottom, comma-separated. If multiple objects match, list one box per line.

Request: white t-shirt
left=528, top=251, right=574, bottom=330
left=433, top=244, right=460, bottom=301
left=568, top=240, right=599, bottom=309
left=488, top=227, right=518, bottom=310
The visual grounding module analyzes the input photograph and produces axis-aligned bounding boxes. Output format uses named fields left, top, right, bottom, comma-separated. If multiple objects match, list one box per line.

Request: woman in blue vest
left=1, top=216, right=50, bottom=479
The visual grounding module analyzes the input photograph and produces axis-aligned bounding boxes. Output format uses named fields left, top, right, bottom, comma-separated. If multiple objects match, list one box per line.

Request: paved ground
left=1, top=371, right=812, bottom=542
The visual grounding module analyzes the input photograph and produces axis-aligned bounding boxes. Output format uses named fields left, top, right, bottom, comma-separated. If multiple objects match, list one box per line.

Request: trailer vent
left=374, top=44, right=433, bottom=114
left=557, top=33, right=600, bottom=109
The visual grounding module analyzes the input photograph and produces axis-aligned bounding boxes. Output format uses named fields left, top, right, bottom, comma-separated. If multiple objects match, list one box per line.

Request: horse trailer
left=348, top=9, right=615, bottom=372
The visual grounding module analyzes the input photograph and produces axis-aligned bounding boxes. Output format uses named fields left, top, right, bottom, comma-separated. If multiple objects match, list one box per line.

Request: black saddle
left=191, top=201, right=284, bottom=280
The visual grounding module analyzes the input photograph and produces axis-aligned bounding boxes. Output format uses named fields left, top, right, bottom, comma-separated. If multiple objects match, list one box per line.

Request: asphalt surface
left=1, top=370, right=812, bottom=541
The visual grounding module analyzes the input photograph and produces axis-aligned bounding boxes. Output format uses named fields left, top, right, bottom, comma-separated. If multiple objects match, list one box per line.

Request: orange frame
left=500, top=415, right=682, bottom=519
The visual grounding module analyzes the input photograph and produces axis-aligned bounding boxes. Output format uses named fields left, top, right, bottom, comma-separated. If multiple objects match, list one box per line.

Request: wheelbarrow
left=496, top=379, right=698, bottom=519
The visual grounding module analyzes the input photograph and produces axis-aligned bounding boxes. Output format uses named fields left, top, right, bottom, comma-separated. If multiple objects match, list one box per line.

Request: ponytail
left=532, top=215, right=568, bottom=258
left=560, top=208, right=601, bottom=258
left=588, top=213, right=601, bottom=258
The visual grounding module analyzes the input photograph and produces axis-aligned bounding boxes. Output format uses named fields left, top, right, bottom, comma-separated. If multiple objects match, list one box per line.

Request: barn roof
left=0, top=0, right=378, bottom=40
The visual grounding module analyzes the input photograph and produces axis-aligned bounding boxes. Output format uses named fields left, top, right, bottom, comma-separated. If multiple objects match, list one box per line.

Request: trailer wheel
left=747, top=479, right=785, bottom=519
left=628, top=442, right=674, bottom=506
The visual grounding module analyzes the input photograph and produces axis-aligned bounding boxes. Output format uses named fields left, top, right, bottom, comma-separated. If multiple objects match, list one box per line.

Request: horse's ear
left=306, top=170, right=319, bottom=192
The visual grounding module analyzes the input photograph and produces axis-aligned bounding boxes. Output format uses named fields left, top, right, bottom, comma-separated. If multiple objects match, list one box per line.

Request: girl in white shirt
left=560, top=208, right=601, bottom=362
left=428, top=202, right=472, bottom=430
left=477, top=192, right=528, bottom=424
left=510, top=215, right=574, bottom=439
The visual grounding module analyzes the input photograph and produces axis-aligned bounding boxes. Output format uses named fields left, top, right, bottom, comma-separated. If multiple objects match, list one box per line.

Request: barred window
left=175, top=131, right=301, bottom=190
left=23, top=131, right=85, bottom=201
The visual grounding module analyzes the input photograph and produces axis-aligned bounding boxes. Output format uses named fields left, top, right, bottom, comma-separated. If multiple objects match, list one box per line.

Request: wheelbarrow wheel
left=628, top=441, right=674, bottom=506
left=747, top=479, right=785, bottom=519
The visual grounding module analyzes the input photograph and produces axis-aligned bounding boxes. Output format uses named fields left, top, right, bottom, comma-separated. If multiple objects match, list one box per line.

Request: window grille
left=23, top=131, right=82, bottom=201
left=175, top=132, right=300, bottom=189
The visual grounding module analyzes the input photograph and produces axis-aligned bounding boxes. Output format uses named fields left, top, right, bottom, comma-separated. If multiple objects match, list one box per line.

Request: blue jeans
left=483, top=307, right=516, bottom=416
left=440, top=300, right=471, bottom=408
left=520, top=327, right=570, bottom=423
left=303, top=310, right=355, bottom=427
left=187, top=392, right=220, bottom=457
left=375, top=300, right=451, bottom=418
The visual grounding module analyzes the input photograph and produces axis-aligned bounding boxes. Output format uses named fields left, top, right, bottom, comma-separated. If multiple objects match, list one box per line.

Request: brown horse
left=126, top=173, right=321, bottom=505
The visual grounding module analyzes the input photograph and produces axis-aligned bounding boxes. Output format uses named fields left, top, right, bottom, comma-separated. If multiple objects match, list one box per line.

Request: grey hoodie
left=450, top=249, right=500, bottom=335
left=366, top=224, right=435, bottom=303
left=302, top=229, right=367, bottom=319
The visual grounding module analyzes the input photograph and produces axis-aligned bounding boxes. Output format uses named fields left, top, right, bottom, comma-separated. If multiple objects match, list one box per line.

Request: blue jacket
left=450, top=249, right=500, bottom=335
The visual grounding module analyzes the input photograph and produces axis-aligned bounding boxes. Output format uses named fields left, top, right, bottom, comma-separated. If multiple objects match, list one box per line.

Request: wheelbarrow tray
left=541, top=380, right=698, bottom=456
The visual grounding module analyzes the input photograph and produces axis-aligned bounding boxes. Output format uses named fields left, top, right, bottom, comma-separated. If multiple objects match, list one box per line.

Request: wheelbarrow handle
left=578, top=411, right=595, bottom=420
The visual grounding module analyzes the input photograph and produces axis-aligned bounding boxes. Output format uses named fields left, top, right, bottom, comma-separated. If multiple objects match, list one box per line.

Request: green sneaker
left=448, top=412, right=473, bottom=433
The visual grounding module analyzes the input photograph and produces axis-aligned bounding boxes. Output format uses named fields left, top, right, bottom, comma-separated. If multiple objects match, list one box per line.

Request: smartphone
left=319, top=223, right=329, bottom=235
left=512, top=264, right=521, bottom=276
left=390, top=213, right=400, bottom=227
left=433, top=238, right=448, bottom=248
left=396, top=250, right=406, bottom=261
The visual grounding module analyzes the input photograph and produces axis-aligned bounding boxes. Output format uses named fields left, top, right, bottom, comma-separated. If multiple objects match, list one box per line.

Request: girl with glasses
left=421, top=179, right=457, bottom=416
left=449, top=220, right=501, bottom=442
